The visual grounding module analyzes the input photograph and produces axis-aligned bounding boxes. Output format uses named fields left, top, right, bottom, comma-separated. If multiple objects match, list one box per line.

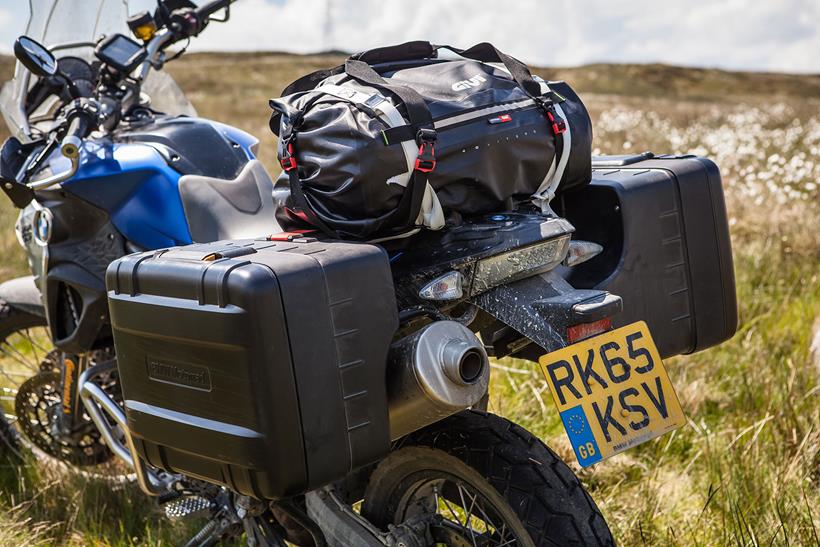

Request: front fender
left=0, top=275, right=45, bottom=318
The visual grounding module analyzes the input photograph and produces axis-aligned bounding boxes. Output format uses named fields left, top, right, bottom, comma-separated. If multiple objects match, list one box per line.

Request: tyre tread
left=403, top=410, right=614, bottom=546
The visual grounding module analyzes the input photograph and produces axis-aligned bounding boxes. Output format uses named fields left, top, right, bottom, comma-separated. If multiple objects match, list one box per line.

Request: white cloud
left=193, top=0, right=820, bottom=73
left=0, top=7, right=13, bottom=52
left=0, top=0, right=816, bottom=72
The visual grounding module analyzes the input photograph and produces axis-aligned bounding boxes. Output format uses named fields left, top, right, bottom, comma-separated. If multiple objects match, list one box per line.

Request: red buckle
left=279, top=142, right=297, bottom=172
left=547, top=109, right=567, bottom=135
left=414, top=142, right=436, bottom=173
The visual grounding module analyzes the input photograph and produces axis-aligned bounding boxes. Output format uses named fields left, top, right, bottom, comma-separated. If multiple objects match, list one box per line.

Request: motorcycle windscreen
left=0, top=0, right=196, bottom=142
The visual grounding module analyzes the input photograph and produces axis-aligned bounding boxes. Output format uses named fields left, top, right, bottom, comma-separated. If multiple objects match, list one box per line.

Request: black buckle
left=278, top=111, right=305, bottom=172
left=535, top=97, right=566, bottom=135
left=415, top=142, right=436, bottom=173
left=415, top=128, right=437, bottom=173
left=546, top=106, right=567, bottom=135
left=416, top=128, right=437, bottom=143
left=279, top=140, right=297, bottom=172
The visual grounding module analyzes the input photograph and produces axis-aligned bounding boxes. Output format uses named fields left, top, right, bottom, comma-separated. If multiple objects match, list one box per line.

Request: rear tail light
left=472, top=235, right=571, bottom=295
left=567, top=317, right=612, bottom=344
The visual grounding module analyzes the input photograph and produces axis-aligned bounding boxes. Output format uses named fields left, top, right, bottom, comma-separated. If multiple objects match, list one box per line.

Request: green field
left=0, top=54, right=818, bottom=545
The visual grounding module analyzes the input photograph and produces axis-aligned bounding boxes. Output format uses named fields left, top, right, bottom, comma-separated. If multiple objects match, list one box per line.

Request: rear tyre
left=362, top=410, right=613, bottom=546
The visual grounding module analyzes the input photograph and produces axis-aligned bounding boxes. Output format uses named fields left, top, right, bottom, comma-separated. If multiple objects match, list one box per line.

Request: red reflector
left=489, top=114, right=512, bottom=124
left=567, top=318, right=612, bottom=344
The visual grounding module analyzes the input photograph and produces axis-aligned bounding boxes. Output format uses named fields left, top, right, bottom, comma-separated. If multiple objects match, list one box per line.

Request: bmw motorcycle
left=0, top=1, right=737, bottom=546
left=0, top=0, right=276, bottom=468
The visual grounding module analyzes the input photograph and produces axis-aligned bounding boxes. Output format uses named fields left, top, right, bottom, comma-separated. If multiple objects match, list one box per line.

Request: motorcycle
left=0, top=1, right=737, bottom=545
left=0, top=0, right=274, bottom=464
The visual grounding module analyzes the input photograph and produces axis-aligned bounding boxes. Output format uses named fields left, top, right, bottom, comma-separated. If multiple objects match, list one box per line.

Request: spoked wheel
left=0, top=301, right=56, bottom=454
left=368, top=452, right=532, bottom=546
left=0, top=300, right=124, bottom=474
left=15, top=370, right=115, bottom=466
left=362, top=411, right=614, bottom=547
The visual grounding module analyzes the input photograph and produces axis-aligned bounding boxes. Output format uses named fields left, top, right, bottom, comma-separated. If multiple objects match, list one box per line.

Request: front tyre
left=362, top=410, right=613, bottom=546
left=0, top=300, right=117, bottom=468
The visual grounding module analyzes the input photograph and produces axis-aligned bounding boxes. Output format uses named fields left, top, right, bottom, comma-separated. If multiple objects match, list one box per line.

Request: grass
left=0, top=54, right=818, bottom=545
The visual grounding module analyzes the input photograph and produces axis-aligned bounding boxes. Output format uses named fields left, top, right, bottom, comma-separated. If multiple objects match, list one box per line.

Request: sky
left=0, top=0, right=817, bottom=74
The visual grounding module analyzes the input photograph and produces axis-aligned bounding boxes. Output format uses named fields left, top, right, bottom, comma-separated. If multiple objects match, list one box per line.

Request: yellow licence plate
left=539, top=321, right=685, bottom=467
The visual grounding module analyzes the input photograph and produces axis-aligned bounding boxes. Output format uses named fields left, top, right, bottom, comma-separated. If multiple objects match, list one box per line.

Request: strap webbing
left=285, top=162, right=432, bottom=240
left=437, top=42, right=543, bottom=99
left=343, top=60, right=434, bottom=131
left=381, top=124, right=417, bottom=145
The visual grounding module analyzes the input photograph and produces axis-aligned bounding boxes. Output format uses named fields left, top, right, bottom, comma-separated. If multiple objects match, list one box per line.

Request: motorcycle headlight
left=471, top=235, right=571, bottom=295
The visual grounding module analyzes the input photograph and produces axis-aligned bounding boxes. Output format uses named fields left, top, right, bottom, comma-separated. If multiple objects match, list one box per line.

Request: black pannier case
left=557, top=154, right=737, bottom=358
left=106, top=239, right=398, bottom=499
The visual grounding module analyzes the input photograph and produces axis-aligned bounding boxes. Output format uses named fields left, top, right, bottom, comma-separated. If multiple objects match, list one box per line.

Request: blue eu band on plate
left=539, top=321, right=686, bottom=467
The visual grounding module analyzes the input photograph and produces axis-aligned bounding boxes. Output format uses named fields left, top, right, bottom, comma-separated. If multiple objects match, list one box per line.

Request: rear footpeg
left=164, top=495, right=215, bottom=520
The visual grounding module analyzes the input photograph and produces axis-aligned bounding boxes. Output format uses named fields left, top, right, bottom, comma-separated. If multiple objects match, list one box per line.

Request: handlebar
left=170, top=0, right=236, bottom=42
left=134, top=0, right=237, bottom=81
left=195, top=0, right=235, bottom=21
left=60, top=114, right=89, bottom=159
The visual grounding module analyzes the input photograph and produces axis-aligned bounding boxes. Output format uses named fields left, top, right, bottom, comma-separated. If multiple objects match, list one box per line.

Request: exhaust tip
left=458, top=348, right=484, bottom=383
left=442, top=339, right=487, bottom=385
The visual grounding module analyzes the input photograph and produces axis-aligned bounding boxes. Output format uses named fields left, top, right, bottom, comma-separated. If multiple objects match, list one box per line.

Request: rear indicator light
left=419, top=271, right=464, bottom=301
left=563, top=240, right=603, bottom=267
left=567, top=318, right=612, bottom=344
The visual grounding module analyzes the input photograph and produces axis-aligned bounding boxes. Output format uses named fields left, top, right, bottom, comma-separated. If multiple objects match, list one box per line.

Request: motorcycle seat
left=178, top=159, right=282, bottom=242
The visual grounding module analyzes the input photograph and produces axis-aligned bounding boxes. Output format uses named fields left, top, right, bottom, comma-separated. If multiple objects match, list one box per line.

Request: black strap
left=381, top=124, right=416, bottom=145
left=436, top=43, right=570, bottom=181
left=343, top=60, right=434, bottom=130
left=350, top=41, right=435, bottom=64
left=281, top=42, right=543, bottom=104
left=285, top=167, right=336, bottom=236
left=279, top=65, right=345, bottom=97
left=285, top=162, right=430, bottom=240
left=437, top=43, right=542, bottom=99
left=280, top=41, right=435, bottom=99
left=381, top=170, right=429, bottom=233
left=346, top=41, right=543, bottom=101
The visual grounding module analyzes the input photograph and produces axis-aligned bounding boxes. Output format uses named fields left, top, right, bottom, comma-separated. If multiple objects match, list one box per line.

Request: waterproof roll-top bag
left=269, top=41, right=593, bottom=241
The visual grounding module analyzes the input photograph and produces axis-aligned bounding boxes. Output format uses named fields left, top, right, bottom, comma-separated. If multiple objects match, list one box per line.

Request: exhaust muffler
left=387, top=320, right=490, bottom=440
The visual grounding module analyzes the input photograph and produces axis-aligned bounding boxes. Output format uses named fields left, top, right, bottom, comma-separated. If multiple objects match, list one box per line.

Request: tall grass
left=0, top=453, right=205, bottom=545
left=0, top=55, right=818, bottom=544
left=489, top=98, right=820, bottom=545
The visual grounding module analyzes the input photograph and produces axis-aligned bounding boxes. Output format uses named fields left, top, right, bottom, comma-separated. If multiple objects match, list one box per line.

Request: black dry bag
left=270, top=41, right=592, bottom=241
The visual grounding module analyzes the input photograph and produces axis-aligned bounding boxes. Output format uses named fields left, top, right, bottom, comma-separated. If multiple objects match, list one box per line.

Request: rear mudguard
left=0, top=275, right=45, bottom=319
left=472, top=270, right=622, bottom=359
